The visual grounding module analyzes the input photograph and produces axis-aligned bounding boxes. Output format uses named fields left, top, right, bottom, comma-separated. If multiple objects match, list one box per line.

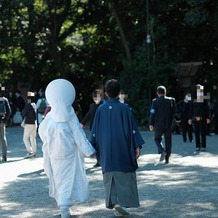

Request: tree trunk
left=108, top=1, right=131, bottom=62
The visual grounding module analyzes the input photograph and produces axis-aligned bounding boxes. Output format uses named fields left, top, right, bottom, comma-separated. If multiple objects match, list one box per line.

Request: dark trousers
left=0, top=123, right=7, bottom=157
left=181, top=121, right=193, bottom=142
left=154, top=128, right=172, bottom=160
left=214, top=115, right=218, bottom=134
left=193, top=120, right=206, bottom=148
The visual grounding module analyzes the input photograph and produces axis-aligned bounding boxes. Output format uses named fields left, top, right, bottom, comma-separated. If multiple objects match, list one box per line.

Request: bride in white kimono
left=38, top=79, right=96, bottom=218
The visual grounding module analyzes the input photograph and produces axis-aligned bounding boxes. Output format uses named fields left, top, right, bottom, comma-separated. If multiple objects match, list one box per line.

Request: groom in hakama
left=89, top=79, right=144, bottom=217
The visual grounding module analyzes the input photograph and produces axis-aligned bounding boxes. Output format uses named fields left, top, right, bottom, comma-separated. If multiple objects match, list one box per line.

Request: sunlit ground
left=0, top=128, right=217, bottom=217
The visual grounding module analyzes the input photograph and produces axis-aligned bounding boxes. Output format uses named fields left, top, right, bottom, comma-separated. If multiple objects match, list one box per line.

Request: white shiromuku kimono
left=38, top=79, right=95, bottom=209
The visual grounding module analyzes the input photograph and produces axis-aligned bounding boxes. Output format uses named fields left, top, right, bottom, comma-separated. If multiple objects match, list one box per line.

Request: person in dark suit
left=149, top=85, right=176, bottom=164
left=0, top=89, right=11, bottom=162
left=214, top=96, right=218, bottom=134
left=81, top=89, right=103, bottom=167
left=89, top=79, right=144, bottom=216
left=81, top=89, right=103, bottom=131
left=177, top=93, right=193, bottom=143
left=15, top=90, right=25, bottom=112
left=188, top=84, right=210, bottom=151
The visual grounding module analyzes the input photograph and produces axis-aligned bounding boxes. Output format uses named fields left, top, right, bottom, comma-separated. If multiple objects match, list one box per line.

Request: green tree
left=1, top=0, right=218, bottom=123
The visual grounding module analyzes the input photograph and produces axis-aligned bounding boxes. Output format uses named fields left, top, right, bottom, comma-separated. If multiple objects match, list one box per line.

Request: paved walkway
left=0, top=126, right=218, bottom=218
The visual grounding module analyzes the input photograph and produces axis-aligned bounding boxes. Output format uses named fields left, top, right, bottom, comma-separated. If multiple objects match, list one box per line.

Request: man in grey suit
left=149, top=86, right=176, bottom=164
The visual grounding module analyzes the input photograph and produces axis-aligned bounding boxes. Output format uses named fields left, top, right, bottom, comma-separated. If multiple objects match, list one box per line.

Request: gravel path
left=0, top=126, right=217, bottom=218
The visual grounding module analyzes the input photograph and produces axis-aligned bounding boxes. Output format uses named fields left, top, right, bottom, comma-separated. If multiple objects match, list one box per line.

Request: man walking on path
left=149, top=85, right=176, bottom=164
left=89, top=79, right=144, bottom=217
left=0, top=88, right=11, bottom=162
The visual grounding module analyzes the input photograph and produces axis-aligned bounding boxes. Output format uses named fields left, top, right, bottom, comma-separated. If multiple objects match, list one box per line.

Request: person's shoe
left=159, top=151, right=166, bottom=162
left=2, top=156, right=7, bottom=162
left=196, top=148, right=200, bottom=151
left=165, top=159, right=169, bottom=164
left=93, top=162, right=100, bottom=167
left=115, top=206, right=130, bottom=216
left=24, top=153, right=34, bottom=159
left=60, top=207, right=71, bottom=218
left=201, top=148, right=206, bottom=152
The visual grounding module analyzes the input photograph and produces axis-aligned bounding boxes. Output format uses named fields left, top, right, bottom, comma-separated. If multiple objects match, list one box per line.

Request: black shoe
left=165, top=156, right=169, bottom=164
left=93, top=162, right=100, bottom=167
left=159, top=151, right=166, bottom=162
left=2, top=156, right=7, bottom=162
left=201, top=148, right=206, bottom=152
left=196, top=148, right=200, bottom=151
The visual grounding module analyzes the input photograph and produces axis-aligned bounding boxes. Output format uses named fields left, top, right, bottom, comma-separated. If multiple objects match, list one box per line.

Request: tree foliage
left=0, top=0, right=218, bottom=124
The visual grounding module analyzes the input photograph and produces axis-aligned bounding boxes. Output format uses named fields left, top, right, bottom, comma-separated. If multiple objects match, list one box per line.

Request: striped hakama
left=103, top=171, right=140, bottom=209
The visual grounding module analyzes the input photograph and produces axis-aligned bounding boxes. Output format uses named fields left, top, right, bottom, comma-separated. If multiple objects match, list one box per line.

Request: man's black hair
left=105, top=79, right=120, bottom=98
left=157, top=85, right=166, bottom=95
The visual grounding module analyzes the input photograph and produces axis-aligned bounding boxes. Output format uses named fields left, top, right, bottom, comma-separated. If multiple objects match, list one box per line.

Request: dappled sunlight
left=173, top=154, right=218, bottom=168
left=135, top=141, right=218, bottom=218
left=0, top=128, right=217, bottom=217
left=139, top=152, right=218, bottom=169
left=180, top=202, right=218, bottom=218
left=138, top=170, right=195, bottom=187
left=69, top=202, right=107, bottom=216
left=139, top=199, right=159, bottom=208
left=186, top=202, right=217, bottom=211
left=0, top=201, right=22, bottom=211
left=0, top=172, right=57, bottom=217
left=0, top=158, right=44, bottom=182
left=137, top=152, right=218, bottom=190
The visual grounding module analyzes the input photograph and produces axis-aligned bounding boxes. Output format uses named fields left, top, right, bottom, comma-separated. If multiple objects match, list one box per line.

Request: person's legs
left=154, top=129, right=165, bottom=154
left=154, top=129, right=166, bottom=161
left=0, top=123, right=7, bottom=160
left=103, top=172, right=138, bottom=216
left=214, top=115, right=218, bottom=134
left=201, top=121, right=207, bottom=149
left=194, top=122, right=200, bottom=150
left=60, top=206, right=70, bottom=218
left=23, top=125, right=33, bottom=154
left=187, top=123, right=193, bottom=142
left=181, top=121, right=187, bottom=142
left=29, top=125, right=37, bottom=154
left=164, top=128, right=172, bottom=163
left=103, top=172, right=117, bottom=209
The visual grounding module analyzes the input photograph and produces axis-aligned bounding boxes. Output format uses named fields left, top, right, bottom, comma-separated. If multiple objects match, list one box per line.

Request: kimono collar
left=107, top=98, right=119, bottom=103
